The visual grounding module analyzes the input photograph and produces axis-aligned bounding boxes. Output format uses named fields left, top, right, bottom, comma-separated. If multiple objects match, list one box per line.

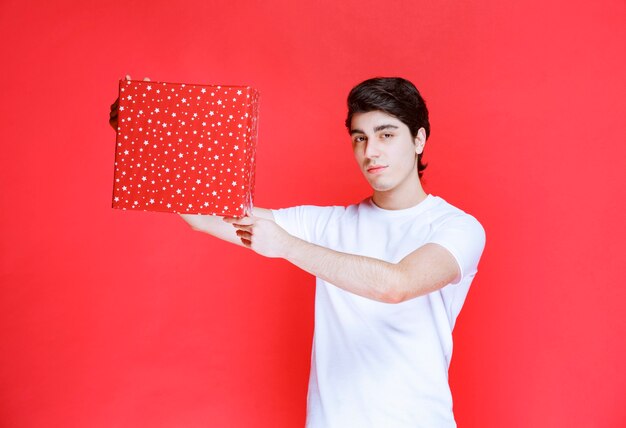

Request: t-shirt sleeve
left=426, top=214, right=486, bottom=285
left=271, top=205, right=343, bottom=245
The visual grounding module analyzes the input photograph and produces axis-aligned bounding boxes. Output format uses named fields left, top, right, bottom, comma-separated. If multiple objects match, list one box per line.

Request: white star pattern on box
left=112, top=79, right=259, bottom=215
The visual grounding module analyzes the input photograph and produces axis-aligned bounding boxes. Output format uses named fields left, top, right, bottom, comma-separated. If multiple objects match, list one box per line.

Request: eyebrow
left=349, top=124, right=399, bottom=135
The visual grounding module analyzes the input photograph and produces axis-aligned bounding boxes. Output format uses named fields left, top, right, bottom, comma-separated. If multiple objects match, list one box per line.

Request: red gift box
left=112, top=79, right=259, bottom=216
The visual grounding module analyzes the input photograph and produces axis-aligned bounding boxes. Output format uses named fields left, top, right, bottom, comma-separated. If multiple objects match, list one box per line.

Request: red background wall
left=1, top=0, right=624, bottom=427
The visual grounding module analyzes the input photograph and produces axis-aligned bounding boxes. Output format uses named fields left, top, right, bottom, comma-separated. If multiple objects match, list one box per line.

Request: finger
left=143, top=77, right=151, bottom=81
left=233, top=224, right=252, bottom=232
left=236, top=230, right=252, bottom=239
left=125, top=74, right=131, bottom=80
left=227, top=216, right=254, bottom=226
left=240, top=237, right=252, bottom=247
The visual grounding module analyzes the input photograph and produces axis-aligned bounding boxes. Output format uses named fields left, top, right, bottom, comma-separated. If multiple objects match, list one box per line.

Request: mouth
left=366, top=165, right=388, bottom=174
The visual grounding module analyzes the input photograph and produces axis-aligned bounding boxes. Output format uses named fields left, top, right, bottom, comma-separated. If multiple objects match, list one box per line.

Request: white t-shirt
left=272, top=194, right=486, bottom=428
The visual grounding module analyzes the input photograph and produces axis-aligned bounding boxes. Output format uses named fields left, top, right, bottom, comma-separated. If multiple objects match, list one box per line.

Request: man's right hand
left=109, top=74, right=150, bottom=131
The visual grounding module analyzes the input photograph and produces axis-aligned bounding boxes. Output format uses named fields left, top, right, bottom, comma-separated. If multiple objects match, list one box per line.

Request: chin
left=361, top=170, right=398, bottom=191
left=368, top=180, right=394, bottom=192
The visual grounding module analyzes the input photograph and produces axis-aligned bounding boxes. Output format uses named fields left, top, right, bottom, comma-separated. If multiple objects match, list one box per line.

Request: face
left=350, top=110, right=426, bottom=194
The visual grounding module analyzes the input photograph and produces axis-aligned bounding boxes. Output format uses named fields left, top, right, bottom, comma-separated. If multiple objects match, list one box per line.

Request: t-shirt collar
left=365, top=194, right=436, bottom=217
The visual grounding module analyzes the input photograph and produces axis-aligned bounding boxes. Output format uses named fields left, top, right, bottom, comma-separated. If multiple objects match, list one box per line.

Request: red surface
left=113, top=80, right=259, bottom=216
left=0, top=1, right=624, bottom=427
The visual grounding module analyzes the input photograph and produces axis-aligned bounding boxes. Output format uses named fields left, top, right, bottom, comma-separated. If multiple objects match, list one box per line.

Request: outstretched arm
left=225, top=216, right=460, bottom=303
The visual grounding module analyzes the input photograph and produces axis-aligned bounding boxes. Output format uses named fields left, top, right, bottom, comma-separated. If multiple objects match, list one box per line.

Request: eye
left=352, top=135, right=366, bottom=143
left=381, top=133, right=393, bottom=139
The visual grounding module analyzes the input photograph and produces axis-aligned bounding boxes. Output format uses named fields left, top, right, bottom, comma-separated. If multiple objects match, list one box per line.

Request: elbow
left=178, top=214, right=204, bottom=233
left=184, top=222, right=200, bottom=232
left=187, top=223, right=202, bottom=232
left=380, top=289, right=408, bottom=304
left=377, top=276, right=409, bottom=304
left=379, top=294, right=404, bottom=304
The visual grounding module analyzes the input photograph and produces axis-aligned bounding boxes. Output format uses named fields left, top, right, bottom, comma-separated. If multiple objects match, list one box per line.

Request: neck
left=372, top=179, right=428, bottom=210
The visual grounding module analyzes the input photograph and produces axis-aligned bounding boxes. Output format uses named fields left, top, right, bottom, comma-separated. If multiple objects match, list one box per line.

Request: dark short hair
left=345, top=77, right=429, bottom=178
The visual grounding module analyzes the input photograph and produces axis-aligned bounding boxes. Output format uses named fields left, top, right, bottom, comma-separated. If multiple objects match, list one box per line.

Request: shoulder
left=422, top=196, right=487, bottom=284
left=271, top=197, right=368, bottom=221
left=426, top=196, right=487, bottom=260
left=271, top=203, right=354, bottom=242
left=271, top=204, right=348, bottom=223
left=430, top=196, right=485, bottom=235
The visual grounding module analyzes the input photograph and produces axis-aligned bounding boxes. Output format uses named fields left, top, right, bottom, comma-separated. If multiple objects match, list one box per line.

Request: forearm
left=283, top=237, right=408, bottom=303
left=179, top=213, right=243, bottom=246
left=226, top=216, right=457, bottom=302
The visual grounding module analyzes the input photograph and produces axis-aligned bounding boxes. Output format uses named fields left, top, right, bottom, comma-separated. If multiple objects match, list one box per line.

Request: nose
left=364, top=140, right=381, bottom=159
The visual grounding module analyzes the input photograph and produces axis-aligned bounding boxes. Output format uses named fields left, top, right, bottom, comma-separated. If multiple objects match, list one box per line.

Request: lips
left=366, top=165, right=388, bottom=174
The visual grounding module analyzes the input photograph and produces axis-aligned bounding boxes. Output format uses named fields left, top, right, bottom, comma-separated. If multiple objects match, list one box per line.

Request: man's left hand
left=223, top=216, right=294, bottom=258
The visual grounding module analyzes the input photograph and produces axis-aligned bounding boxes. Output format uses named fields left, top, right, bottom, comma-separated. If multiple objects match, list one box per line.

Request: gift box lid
left=112, top=79, right=259, bottom=216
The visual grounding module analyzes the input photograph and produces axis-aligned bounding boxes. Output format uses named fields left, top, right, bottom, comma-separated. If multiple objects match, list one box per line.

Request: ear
left=414, top=127, right=427, bottom=155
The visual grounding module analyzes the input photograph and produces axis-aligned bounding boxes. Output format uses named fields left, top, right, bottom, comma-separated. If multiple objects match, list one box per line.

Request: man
left=110, top=76, right=486, bottom=427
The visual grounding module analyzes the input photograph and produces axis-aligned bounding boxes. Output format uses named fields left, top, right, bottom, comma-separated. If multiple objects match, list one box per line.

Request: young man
left=110, top=76, right=486, bottom=427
